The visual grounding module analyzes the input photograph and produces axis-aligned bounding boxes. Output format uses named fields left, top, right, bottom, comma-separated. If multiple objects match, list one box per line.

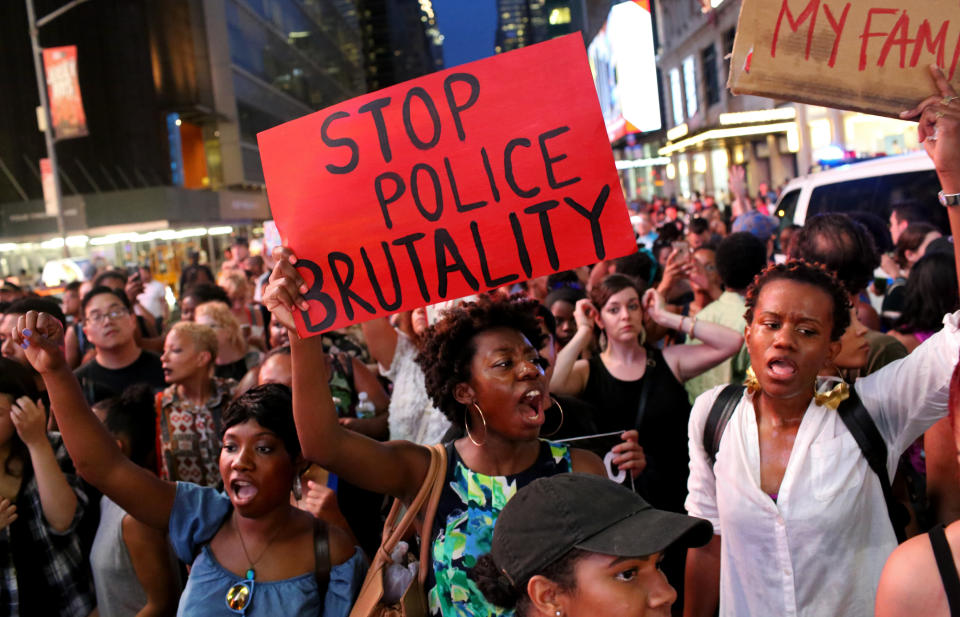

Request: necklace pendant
left=246, top=568, right=255, bottom=580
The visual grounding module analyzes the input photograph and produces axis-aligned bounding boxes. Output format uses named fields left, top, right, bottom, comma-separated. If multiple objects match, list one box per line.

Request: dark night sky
left=432, top=0, right=497, bottom=68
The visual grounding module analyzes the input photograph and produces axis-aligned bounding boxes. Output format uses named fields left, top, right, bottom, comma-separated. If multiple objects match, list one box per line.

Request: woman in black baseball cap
left=471, top=473, right=712, bottom=617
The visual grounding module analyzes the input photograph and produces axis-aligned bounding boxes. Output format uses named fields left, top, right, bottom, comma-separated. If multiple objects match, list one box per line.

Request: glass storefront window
left=843, top=113, right=919, bottom=157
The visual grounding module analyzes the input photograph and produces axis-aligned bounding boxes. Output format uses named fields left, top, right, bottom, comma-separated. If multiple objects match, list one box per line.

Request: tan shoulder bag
left=349, top=443, right=448, bottom=617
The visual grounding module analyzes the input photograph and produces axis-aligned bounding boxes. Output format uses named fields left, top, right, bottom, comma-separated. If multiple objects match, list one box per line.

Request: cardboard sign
left=729, top=0, right=960, bottom=118
left=258, top=34, right=635, bottom=337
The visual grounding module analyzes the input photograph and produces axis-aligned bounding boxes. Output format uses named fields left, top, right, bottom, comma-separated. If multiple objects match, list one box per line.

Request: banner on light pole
left=42, top=45, right=88, bottom=140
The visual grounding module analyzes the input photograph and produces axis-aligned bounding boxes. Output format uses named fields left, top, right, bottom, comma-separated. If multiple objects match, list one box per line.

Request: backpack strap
left=703, top=385, right=745, bottom=465
left=313, top=517, right=331, bottom=601
left=835, top=387, right=907, bottom=544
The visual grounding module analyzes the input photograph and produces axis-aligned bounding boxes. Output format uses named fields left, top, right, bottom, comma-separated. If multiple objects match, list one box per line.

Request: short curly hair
left=744, top=260, right=852, bottom=341
left=415, top=295, right=546, bottom=428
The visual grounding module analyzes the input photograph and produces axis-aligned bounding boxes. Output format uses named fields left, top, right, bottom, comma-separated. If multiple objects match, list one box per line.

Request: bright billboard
left=588, top=0, right=662, bottom=142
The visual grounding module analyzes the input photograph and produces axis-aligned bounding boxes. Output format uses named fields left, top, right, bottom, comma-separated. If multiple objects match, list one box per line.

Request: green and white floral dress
left=427, top=440, right=572, bottom=616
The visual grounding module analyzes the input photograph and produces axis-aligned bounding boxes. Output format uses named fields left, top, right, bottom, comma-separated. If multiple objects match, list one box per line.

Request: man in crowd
left=1, top=298, right=67, bottom=399
left=62, top=280, right=82, bottom=325
left=684, top=232, right=768, bottom=403
left=889, top=202, right=932, bottom=244
left=220, top=236, right=250, bottom=273
left=74, top=286, right=165, bottom=404
left=790, top=213, right=908, bottom=376
left=136, top=263, right=169, bottom=329
left=179, top=250, right=215, bottom=297
left=0, top=280, right=24, bottom=303
left=686, top=217, right=713, bottom=250
left=731, top=209, right=779, bottom=261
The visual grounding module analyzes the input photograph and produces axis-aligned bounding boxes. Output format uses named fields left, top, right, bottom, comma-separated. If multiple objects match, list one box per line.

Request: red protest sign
left=258, top=34, right=635, bottom=337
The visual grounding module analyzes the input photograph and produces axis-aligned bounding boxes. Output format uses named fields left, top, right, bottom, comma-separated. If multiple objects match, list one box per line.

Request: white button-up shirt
left=686, top=312, right=960, bottom=617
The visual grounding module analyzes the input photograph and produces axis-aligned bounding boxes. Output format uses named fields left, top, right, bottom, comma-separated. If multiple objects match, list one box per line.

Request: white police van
left=775, top=151, right=945, bottom=232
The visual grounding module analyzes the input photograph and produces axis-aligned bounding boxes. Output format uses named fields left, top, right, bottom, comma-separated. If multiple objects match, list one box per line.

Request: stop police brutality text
left=294, top=73, right=613, bottom=332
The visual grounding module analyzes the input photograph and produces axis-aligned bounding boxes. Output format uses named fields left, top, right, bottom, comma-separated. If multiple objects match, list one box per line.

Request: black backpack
left=703, top=384, right=908, bottom=543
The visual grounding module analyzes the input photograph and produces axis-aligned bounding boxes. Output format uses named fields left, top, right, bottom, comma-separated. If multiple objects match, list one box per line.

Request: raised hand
left=900, top=65, right=960, bottom=191
left=124, top=275, right=144, bottom=305
left=11, top=311, right=67, bottom=374
left=658, top=247, right=694, bottom=296
left=293, top=479, right=340, bottom=519
left=642, top=287, right=668, bottom=324
left=573, top=298, right=598, bottom=333
left=10, top=397, right=47, bottom=448
left=263, top=246, right=310, bottom=334
left=609, top=429, right=646, bottom=479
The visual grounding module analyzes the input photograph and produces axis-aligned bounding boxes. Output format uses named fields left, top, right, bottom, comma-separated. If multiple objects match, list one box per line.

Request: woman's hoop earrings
left=466, top=401, right=488, bottom=447
left=292, top=473, right=302, bottom=501
left=743, top=366, right=761, bottom=394
left=541, top=395, right=565, bottom=438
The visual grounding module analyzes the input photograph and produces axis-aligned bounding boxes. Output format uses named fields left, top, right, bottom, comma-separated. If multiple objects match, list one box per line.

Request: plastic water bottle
left=356, top=391, right=376, bottom=419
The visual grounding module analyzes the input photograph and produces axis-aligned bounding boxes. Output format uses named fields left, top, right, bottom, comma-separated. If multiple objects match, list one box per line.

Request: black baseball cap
left=491, top=473, right=713, bottom=585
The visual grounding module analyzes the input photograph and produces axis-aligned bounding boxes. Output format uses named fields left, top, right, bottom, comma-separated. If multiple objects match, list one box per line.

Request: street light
left=25, top=0, right=90, bottom=258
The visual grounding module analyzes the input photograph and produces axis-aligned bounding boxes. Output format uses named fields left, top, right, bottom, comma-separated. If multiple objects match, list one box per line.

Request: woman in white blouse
left=684, top=259, right=960, bottom=617
left=684, top=65, right=960, bottom=617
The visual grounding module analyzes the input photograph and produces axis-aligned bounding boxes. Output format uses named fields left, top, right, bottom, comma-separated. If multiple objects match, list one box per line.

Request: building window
left=683, top=55, right=698, bottom=118
left=723, top=27, right=736, bottom=79
left=669, top=67, right=684, bottom=126
left=702, top=44, right=720, bottom=106
left=549, top=7, right=571, bottom=24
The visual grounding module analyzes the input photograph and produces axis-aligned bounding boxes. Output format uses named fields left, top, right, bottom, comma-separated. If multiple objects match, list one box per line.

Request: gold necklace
left=233, top=510, right=287, bottom=579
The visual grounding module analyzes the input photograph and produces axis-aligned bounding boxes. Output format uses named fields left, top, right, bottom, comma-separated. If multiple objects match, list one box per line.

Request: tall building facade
left=654, top=0, right=921, bottom=202
left=494, top=0, right=591, bottom=54
left=0, top=0, right=367, bottom=278
left=359, top=0, right=443, bottom=91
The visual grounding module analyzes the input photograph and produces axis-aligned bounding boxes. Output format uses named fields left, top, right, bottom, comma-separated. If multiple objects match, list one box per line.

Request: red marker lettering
left=859, top=8, right=898, bottom=70
left=823, top=3, right=852, bottom=67
left=771, top=0, right=821, bottom=59
left=910, top=19, right=950, bottom=68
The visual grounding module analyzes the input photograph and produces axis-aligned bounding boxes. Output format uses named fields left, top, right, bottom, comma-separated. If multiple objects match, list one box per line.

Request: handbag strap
left=416, top=443, right=447, bottom=584
left=375, top=444, right=448, bottom=573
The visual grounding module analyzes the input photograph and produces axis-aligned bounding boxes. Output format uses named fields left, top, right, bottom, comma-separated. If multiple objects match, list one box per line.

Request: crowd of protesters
left=2, top=68, right=960, bottom=617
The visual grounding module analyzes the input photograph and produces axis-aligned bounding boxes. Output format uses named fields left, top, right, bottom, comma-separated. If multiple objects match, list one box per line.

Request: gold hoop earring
left=743, top=366, right=761, bottom=394
left=638, top=324, right=647, bottom=346
left=466, top=402, right=487, bottom=447
left=815, top=372, right=849, bottom=410
left=541, top=395, right=564, bottom=438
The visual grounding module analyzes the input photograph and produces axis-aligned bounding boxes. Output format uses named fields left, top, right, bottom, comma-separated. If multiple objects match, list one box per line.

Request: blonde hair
left=194, top=301, right=245, bottom=352
left=169, top=321, right=218, bottom=364
left=219, top=270, right=249, bottom=301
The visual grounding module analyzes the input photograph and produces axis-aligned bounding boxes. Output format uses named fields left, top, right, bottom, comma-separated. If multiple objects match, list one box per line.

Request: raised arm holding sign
left=258, top=34, right=636, bottom=338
